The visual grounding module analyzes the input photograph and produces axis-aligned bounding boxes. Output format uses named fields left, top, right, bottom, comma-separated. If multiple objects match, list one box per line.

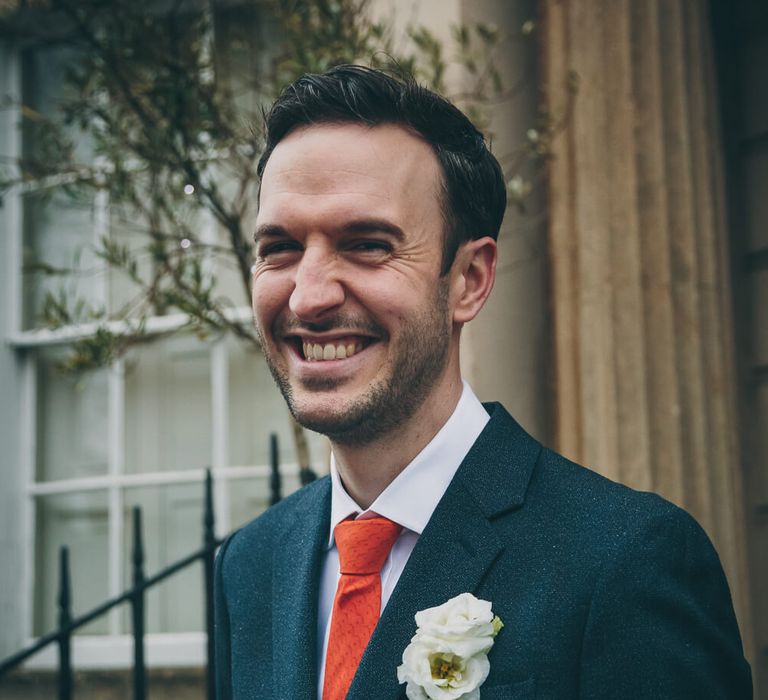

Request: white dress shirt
left=316, top=382, right=490, bottom=695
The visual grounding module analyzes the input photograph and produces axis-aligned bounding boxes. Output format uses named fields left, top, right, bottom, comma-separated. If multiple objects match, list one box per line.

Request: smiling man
left=214, top=66, right=751, bottom=700
left=250, top=120, right=490, bottom=500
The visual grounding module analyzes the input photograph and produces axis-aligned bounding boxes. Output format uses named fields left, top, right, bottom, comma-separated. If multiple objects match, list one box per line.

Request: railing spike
left=58, top=547, right=71, bottom=621
left=131, top=507, right=146, bottom=700
left=204, top=468, right=215, bottom=543
left=132, top=506, right=144, bottom=576
left=203, top=468, right=217, bottom=700
left=300, top=465, right=318, bottom=486
left=269, top=433, right=282, bottom=506
left=57, top=546, right=73, bottom=700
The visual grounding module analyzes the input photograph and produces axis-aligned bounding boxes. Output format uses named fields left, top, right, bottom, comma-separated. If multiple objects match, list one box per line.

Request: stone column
left=459, top=0, right=553, bottom=444
left=540, top=0, right=753, bottom=651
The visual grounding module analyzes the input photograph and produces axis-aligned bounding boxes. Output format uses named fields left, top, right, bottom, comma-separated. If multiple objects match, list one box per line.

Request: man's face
left=252, top=122, right=457, bottom=444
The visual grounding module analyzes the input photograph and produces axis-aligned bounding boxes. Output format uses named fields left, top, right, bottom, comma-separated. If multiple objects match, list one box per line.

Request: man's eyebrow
left=253, top=224, right=287, bottom=244
left=340, top=219, right=405, bottom=239
left=253, top=219, right=405, bottom=243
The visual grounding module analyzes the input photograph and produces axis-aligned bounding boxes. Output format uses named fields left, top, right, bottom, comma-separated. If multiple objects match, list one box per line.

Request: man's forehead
left=258, top=122, right=443, bottom=215
left=262, top=123, right=438, bottom=182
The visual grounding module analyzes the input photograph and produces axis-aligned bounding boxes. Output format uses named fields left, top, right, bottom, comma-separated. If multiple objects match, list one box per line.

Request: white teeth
left=303, top=341, right=364, bottom=361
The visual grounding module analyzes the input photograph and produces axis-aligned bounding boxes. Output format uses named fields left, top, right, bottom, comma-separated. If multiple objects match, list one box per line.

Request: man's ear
left=450, top=236, right=497, bottom=324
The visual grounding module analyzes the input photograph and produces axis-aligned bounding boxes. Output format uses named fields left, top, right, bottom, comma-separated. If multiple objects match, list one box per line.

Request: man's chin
left=264, top=356, right=396, bottom=442
left=289, top=406, right=363, bottom=440
left=295, top=375, right=349, bottom=392
left=285, top=392, right=383, bottom=444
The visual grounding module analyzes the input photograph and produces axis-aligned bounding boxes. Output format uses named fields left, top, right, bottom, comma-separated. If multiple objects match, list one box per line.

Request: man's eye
left=348, top=240, right=392, bottom=254
left=258, top=242, right=301, bottom=259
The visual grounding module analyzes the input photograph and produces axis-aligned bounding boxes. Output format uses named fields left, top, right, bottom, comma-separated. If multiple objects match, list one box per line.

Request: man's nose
left=289, top=249, right=345, bottom=321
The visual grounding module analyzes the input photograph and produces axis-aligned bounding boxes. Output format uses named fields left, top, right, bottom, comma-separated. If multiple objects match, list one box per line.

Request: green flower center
left=429, top=653, right=463, bottom=684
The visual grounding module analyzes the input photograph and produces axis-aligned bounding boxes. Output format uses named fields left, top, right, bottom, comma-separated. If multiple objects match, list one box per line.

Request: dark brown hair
left=257, top=64, right=506, bottom=273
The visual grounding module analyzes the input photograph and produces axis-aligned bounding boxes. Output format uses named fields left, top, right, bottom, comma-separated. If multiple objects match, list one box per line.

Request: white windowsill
left=28, top=463, right=303, bottom=496
left=7, top=306, right=254, bottom=349
left=21, top=633, right=207, bottom=670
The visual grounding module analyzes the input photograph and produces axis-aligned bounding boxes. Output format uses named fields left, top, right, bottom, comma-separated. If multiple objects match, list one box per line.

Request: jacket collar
left=348, top=403, right=541, bottom=699
left=271, top=477, right=332, bottom=700
left=269, top=404, right=541, bottom=700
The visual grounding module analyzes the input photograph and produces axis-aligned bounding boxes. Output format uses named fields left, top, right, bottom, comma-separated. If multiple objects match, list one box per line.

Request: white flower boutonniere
left=396, top=592, right=504, bottom=700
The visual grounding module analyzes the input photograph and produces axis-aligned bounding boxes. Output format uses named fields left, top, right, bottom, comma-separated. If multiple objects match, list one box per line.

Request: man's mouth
left=300, top=338, right=366, bottom=361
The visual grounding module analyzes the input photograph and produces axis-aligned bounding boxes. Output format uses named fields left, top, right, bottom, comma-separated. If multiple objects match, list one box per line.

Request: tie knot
left=334, top=516, right=402, bottom=575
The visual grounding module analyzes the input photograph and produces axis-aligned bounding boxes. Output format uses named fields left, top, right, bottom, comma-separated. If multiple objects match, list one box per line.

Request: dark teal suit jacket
left=214, top=404, right=751, bottom=698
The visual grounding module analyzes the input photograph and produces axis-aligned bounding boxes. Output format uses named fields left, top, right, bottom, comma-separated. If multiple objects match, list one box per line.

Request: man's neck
left=330, top=375, right=464, bottom=509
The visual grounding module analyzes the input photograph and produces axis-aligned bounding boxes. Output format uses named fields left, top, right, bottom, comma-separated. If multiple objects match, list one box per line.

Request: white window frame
left=14, top=322, right=305, bottom=669
left=3, top=38, right=307, bottom=669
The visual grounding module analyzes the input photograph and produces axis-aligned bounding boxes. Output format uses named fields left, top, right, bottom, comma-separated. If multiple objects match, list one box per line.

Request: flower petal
left=399, top=594, right=502, bottom=700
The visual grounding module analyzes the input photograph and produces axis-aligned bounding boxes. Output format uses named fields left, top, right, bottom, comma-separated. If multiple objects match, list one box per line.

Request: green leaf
left=475, top=22, right=498, bottom=44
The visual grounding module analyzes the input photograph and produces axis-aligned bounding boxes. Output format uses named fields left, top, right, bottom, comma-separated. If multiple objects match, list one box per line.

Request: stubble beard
left=256, top=280, right=452, bottom=446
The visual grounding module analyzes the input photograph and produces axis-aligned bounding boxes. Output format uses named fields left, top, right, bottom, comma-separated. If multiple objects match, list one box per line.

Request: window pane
left=22, top=187, right=100, bottom=330
left=107, top=204, right=153, bottom=317
left=125, top=337, right=212, bottom=473
left=21, top=46, right=98, bottom=330
left=121, top=483, right=204, bottom=633
left=229, top=470, right=302, bottom=530
left=36, top=349, right=109, bottom=482
left=107, top=189, right=204, bottom=317
left=34, top=491, right=109, bottom=636
left=21, top=46, right=92, bottom=163
left=213, top=3, right=278, bottom=116
left=227, top=337, right=327, bottom=470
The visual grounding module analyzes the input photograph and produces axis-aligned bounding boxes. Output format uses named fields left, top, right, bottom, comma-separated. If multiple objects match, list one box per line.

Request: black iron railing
left=0, top=433, right=317, bottom=699
left=0, top=470, right=220, bottom=700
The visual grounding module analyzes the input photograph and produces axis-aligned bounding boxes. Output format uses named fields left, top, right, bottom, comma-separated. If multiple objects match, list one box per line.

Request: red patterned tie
left=322, top=516, right=402, bottom=700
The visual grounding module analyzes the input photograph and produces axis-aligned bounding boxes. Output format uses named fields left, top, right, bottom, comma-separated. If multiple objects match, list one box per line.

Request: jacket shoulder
left=520, top=443, right=726, bottom=585
left=537, top=446, right=694, bottom=527
left=217, top=475, right=330, bottom=567
left=479, top=402, right=713, bottom=562
left=479, top=402, right=687, bottom=536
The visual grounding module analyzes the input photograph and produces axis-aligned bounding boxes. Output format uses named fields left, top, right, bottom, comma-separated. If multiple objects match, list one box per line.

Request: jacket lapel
left=347, top=404, right=541, bottom=700
left=272, top=478, right=331, bottom=700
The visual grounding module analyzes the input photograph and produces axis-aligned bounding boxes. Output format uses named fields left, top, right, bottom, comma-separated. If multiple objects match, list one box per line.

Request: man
left=214, top=65, right=751, bottom=699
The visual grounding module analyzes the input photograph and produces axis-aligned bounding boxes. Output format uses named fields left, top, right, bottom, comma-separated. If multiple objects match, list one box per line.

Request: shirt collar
left=327, top=381, right=490, bottom=547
